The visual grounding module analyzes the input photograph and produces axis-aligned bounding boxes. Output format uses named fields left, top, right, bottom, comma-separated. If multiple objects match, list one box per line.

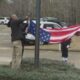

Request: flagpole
left=35, top=0, right=41, bottom=67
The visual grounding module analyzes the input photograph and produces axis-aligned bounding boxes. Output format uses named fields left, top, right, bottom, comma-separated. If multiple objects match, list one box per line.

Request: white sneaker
left=62, top=57, right=68, bottom=63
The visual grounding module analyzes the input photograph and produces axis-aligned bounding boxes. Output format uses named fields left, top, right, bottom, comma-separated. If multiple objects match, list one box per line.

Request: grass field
left=0, top=58, right=80, bottom=80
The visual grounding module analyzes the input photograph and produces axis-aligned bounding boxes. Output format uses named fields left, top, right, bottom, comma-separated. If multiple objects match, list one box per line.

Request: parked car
left=40, top=17, right=68, bottom=27
left=0, top=17, right=9, bottom=25
left=24, top=21, right=63, bottom=45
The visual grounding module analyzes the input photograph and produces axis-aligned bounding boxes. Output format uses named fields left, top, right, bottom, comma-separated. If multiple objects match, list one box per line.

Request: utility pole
left=35, top=0, right=41, bottom=67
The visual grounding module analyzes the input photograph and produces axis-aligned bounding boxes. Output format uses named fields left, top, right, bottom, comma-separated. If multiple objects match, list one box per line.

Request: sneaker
left=62, top=57, right=68, bottom=63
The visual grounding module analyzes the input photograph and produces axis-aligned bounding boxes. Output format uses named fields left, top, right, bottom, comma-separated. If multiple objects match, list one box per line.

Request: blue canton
left=28, top=21, right=51, bottom=42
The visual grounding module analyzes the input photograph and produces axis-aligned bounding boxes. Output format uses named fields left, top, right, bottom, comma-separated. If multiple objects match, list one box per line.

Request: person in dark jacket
left=19, top=16, right=30, bottom=57
left=7, top=14, right=24, bottom=69
left=61, top=39, right=71, bottom=62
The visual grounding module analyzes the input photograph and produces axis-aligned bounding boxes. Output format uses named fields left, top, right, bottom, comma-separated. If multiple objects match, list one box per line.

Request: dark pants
left=21, top=34, right=25, bottom=58
left=21, top=39, right=25, bottom=57
left=61, top=42, right=69, bottom=58
left=22, top=43, right=24, bottom=57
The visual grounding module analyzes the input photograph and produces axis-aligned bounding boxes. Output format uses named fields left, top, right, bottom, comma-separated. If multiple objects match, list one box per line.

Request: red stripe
left=49, top=27, right=80, bottom=37
left=48, top=26, right=80, bottom=43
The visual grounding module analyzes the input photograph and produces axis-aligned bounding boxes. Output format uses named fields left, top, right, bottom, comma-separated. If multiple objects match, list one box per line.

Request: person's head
left=11, top=14, right=18, bottom=20
left=25, top=16, right=29, bottom=20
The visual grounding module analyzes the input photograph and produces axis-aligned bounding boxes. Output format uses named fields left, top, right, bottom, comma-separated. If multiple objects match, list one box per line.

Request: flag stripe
left=50, top=27, right=79, bottom=37
left=43, top=26, right=79, bottom=32
left=49, top=27, right=80, bottom=43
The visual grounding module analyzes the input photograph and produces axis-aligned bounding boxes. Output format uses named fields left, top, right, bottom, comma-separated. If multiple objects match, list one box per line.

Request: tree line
left=0, top=0, right=80, bottom=25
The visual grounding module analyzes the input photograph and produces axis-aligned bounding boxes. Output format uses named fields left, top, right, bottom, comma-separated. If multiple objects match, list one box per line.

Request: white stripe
left=49, top=42, right=59, bottom=43
left=50, top=29, right=78, bottom=40
left=77, top=28, right=80, bottom=31
left=44, top=26, right=80, bottom=32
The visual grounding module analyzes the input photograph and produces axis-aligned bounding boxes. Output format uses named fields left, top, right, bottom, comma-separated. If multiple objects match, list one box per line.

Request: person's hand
left=67, top=45, right=70, bottom=48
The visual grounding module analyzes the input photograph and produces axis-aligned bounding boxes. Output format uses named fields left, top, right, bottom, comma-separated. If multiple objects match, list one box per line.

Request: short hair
left=11, top=14, right=18, bottom=20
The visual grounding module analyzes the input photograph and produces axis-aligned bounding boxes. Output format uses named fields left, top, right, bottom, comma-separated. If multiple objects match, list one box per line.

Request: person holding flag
left=61, top=39, right=71, bottom=62
left=19, top=16, right=30, bottom=57
left=7, top=14, right=24, bottom=69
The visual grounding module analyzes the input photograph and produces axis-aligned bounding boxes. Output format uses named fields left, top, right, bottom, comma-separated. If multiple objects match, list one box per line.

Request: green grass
left=0, top=58, right=80, bottom=80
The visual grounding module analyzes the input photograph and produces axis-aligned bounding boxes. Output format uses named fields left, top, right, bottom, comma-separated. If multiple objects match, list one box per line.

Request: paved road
left=0, top=25, right=80, bottom=69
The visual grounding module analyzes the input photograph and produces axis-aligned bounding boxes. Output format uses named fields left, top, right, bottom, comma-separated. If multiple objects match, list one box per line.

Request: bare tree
left=0, top=0, right=80, bottom=24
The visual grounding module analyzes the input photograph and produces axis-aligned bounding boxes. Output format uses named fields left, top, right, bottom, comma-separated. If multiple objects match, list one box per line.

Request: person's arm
left=66, top=39, right=71, bottom=48
left=18, top=18, right=24, bottom=24
left=25, top=26, right=28, bottom=33
left=19, top=19, right=28, bottom=31
left=7, top=19, right=11, bottom=27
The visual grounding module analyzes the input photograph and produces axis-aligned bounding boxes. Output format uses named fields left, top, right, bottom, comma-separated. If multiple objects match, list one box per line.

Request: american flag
left=28, top=21, right=80, bottom=43
left=28, top=21, right=51, bottom=42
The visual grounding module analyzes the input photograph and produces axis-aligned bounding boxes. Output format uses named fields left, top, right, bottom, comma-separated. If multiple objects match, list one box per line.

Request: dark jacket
left=19, top=19, right=29, bottom=44
left=7, top=19, right=23, bottom=41
left=19, top=19, right=28, bottom=33
left=61, top=39, right=71, bottom=48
